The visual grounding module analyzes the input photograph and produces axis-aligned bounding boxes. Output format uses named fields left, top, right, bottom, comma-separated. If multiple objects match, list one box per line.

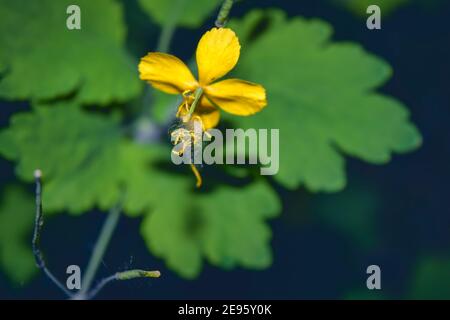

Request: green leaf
left=410, top=257, right=450, bottom=299
left=141, top=180, right=281, bottom=278
left=0, top=185, right=37, bottom=284
left=228, top=10, right=422, bottom=192
left=0, top=102, right=179, bottom=216
left=138, top=0, right=222, bottom=28
left=0, top=0, right=141, bottom=104
left=0, top=103, right=123, bottom=213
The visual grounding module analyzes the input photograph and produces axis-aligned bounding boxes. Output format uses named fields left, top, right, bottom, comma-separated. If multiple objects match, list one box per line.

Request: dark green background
left=0, top=0, right=449, bottom=299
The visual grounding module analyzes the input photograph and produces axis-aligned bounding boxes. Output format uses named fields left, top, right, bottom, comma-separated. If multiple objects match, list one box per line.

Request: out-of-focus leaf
left=313, top=183, right=379, bottom=250
left=138, top=0, right=222, bottom=28
left=0, top=103, right=123, bottom=214
left=141, top=180, right=281, bottom=278
left=150, top=89, right=180, bottom=125
left=0, top=0, right=141, bottom=104
left=0, top=185, right=37, bottom=284
left=410, top=257, right=450, bottom=299
left=228, top=10, right=422, bottom=192
left=0, top=102, right=184, bottom=216
left=334, top=0, right=409, bottom=16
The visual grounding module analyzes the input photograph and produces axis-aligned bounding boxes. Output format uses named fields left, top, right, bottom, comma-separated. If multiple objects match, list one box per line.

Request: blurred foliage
left=312, top=182, right=380, bottom=250
left=0, top=0, right=422, bottom=284
left=228, top=10, right=421, bottom=191
left=0, top=185, right=37, bottom=284
left=334, top=0, right=444, bottom=17
left=410, top=257, right=450, bottom=299
left=138, top=0, right=222, bottom=28
left=0, top=0, right=141, bottom=104
left=142, top=180, right=280, bottom=278
left=334, top=0, right=409, bottom=16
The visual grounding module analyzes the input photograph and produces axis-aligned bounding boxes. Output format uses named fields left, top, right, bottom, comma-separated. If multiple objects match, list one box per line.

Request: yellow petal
left=196, top=28, right=240, bottom=86
left=204, top=79, right=267, bottom=116
left=139, top=52, right=198, bottom=94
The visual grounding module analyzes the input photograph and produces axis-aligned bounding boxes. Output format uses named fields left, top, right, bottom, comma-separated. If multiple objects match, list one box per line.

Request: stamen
left=190, top=164, right=202, bottom=188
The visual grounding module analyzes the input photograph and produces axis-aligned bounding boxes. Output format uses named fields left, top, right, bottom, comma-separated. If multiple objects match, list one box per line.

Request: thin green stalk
left=185, top=87, right=204, bottom=120
left=137, top=0, right=186, bottom=122
left=85, top=270, right=161, bottom=300
left=156, top=0, right=187, bottom=52
left=78, top=201, right=122, bottom=297
left=215, top=0, right=235, bottom=27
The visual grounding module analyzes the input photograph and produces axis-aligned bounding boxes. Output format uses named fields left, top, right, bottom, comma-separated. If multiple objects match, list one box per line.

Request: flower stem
left=156, top=0, right=187, bottom=52
left=185, top=87, right=204, bottom=121
left=83, top=269, right=161, bottom=300
left=215, top=0, right=235, bottom=27
left=32, top=169, right=72, bottom=298
left=78, top=201, right=122, bottom=298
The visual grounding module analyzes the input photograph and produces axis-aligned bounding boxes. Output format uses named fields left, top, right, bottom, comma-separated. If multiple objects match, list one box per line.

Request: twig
left=77, top=199, right=123, bottom=297
left=215, top=0, right=235, bottom=28
left=32, top=169, right=72, bottom=298
left=156, top=0, right=187, bottom=52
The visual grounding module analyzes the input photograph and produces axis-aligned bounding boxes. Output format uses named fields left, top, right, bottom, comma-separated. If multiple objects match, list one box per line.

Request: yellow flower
left=138, top=27, right=267, bottom=130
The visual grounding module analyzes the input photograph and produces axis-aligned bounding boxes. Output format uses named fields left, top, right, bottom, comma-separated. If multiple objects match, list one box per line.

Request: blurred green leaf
left=150, top=89, right=180, bottom=124
left=0, top=185, right=37, bottom=284
left=334, top=0, right=409, bottom=16
left=0, top=102, right=184, bottom=215
left=138, top=0, right=222, bottom=28
left=410, top=257, right=450, bottom=299
left=141, top=180, right=281, bottom=278
left=0, top=0, right=141, bottom=104
left=313, top=183, right=379, bottom=250
left=228, top=10, right=422, bottom=192
left=0, top=103, right=123, bottom=214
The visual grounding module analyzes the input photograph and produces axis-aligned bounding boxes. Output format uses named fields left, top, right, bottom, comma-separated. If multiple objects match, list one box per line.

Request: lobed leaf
left=141, top=180, right=281, bottom=278
left=228, top=10, right=422, bottom=192
left=0, top=0, right=141, bottom=104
